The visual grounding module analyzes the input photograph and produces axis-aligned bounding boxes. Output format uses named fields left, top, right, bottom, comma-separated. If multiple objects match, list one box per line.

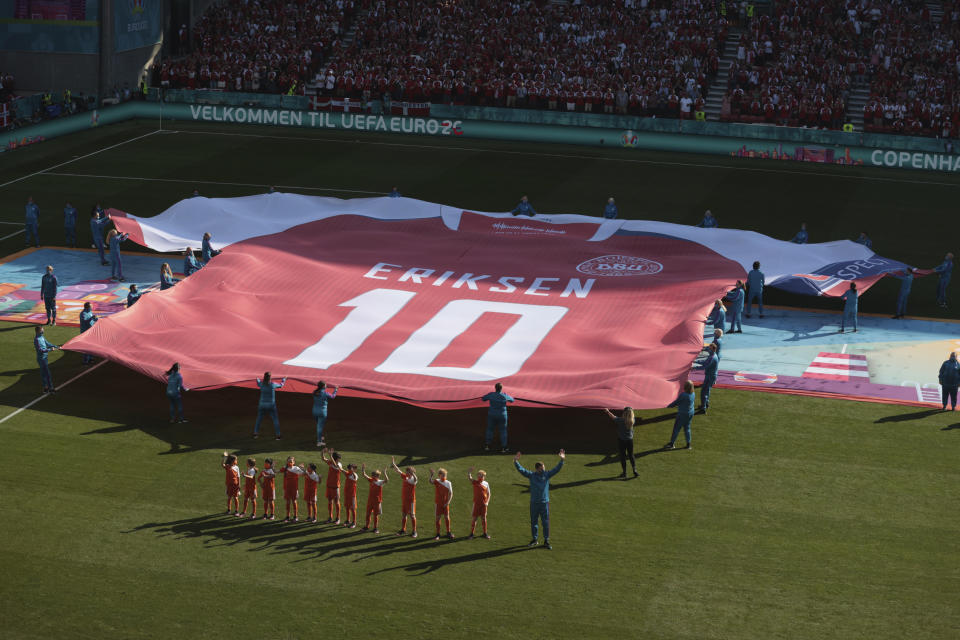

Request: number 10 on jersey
left=283, top=288, right=568, bottom=381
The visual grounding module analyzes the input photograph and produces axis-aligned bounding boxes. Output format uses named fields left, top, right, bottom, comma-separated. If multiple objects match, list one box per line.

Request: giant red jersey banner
left=69, top=195, right=913, bottom=409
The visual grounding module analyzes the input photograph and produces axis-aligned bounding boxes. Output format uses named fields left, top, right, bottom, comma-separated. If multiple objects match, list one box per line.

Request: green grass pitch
left=0, top=120, right=958, bottom=638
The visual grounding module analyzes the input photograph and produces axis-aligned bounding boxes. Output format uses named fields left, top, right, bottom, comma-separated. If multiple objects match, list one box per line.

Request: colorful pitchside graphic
left=67, top=196, right=918, bottom=409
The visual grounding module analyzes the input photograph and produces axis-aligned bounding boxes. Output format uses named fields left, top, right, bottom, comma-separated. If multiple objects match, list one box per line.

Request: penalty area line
left=41, top=172, right=387, bottom=195
left=166, top=128, right=960, bottom=188
left=0, top=129, right=162, bottom=190
left=0, top=360, right=106, bottom=426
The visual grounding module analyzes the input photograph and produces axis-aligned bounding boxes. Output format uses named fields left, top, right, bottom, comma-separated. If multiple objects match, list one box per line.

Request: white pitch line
left=0, top=129, right=161, bottom=190
left=41, top=172, right=386, bottom=195
left=168, top=128, right=960, bottom=188
left=0, top=228, right=25, bottom=242
left=841, top=344, right=848, bottom=354
left=0, top=359, right=106, bottom=425
left=0, top=221, right=21, bottom=225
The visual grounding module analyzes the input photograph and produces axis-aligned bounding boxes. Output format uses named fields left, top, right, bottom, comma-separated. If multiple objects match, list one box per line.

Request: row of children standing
left=220, top=448, right=491, bottom=540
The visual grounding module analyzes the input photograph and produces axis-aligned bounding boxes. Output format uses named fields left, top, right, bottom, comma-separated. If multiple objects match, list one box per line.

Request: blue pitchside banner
left=113, top=0, right=161, bottom=52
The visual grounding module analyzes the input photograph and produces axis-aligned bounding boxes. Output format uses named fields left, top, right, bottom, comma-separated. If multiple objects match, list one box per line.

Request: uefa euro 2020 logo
left=621, top=130, right=638, bottom=147
left=129, top=0, right=145, bottom=15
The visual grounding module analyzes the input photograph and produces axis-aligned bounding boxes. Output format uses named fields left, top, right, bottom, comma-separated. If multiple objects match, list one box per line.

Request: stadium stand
left=155, top=0, right=366, bottom=94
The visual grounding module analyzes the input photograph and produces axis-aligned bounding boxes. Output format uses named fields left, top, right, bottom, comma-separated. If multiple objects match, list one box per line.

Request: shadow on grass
left=941, top=423, right=960, bottom=431
left=367, top=545, right=531, bottom=576
left=2, top=357, right=633, bottom=458
left=874, top=409, right=943, bottom=423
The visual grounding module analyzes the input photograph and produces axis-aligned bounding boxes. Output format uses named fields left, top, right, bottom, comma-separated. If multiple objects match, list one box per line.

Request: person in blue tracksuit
left=934, top=252, right=953, bottom=308
left=602, top=197, right=618, bottom=219
left=893, top=267, right=915, bottom=319
left=664, top=380, right=696, bottom=449
left=107, top=229, right=129, bottom=281
left=190, top=188, right=200, bottom=198
left=514, top=449, right=565, bottom=549
left=183, top=248, right=202, bottom=276
left=710, top=328, right=723, bottom=359
left=24, top=196, right=40, bottom=247
left=511, top=195, right=536, bottom=217
left=388, top=186, right=401, bottom=198
left=939, top=352, right=960, bottom=411
left=696, top=343, right=719, bottom=413
left=839, top=282, right=859, bottom=332
left=790, top=222, right=808, bottom=244
left=481, top=382, right=514, bottom=452
left=254, top=371, right=286, bottom=439
left=126, top=284, right=142, bottom=307
left=160, top=263, right=178, bottom=290
left=746, top=261, right=765, bottom=318
left=90, top=210, right=110, bottom=265
left=201, top=232, right=221, bottom=264
left=165, top=362, right=187, bottom=423
left=312, top=380, right=339, bottom=447
left=726, top=280, right=745, bottom=333
left=709, top=299, right=726, bottom=332
left=78, top=301, right=97, bottom=365
left=696, top=209, right=718, bottom=228
left=40, top=265, right=58, bottom=325
left=34, top=325, right=59, bottom=393
left=856, top=231, right=872, bottom=250
left=63, top=202, right=77, bottom=247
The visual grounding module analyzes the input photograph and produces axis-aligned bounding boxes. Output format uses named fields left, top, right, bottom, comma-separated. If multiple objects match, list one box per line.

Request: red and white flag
left=802, top=352, right=869, bottom=382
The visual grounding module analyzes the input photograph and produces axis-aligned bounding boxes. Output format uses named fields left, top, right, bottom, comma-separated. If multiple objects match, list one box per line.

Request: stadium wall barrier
left=159, top=89, right=952, bottom=155
left=4, top=101, right=960, bottom=175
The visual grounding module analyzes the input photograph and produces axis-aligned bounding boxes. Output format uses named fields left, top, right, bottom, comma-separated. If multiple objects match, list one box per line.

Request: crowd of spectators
left=328, top=0, right=727, bottom=119
left=153, top=0, right=365, bottom=95
left=720, top=0, right=873, bottom=129
left=152, top=0, right=960, bottom=139
left=863, top=0, right=960, bottom=138
left=158, top=0, right=727, bottom=120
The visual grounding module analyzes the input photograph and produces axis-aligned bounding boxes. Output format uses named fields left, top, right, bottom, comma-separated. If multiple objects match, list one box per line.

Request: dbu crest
left=576, top=255, right=663, bottom=276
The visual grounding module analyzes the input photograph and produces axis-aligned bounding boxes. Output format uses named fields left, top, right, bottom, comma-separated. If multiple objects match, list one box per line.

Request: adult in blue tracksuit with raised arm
left=664, top=380, right=696, bottom=450
left=107, top=229, right=129, bottom=281
left=311, top=380, right=338, bottom=447
left=746, top=261, right=765, bottom=318
left=63, top=202, right=77, bottom=247
left=24, top=196, right=39, bottom=247
left=938, top=352, right=960, bottom=411
left=165, top=362, right=187, bottom=423
left=514, top=449, right=565, bottom=550
left=511, top=195, right=536, bottom=217
left=40, top=265, right=58, bottom=325
left=726, top=280, right=745, bottom=333
left=481, top=382, right=514, bottom=452
left=696, top=209, right=718, bottom=228
left=254, top=371, right=286, bottom=440
left=201, top=232, right=221, bottom=264
left=34, top=325, right=59, bottom=393
left=839, top=282, right=858, bottom=332
left=934, top=252, right=953, bottom=308
left=90, top=209, right=110, bottom=265
left=790, top=222, right=808, bottom=244
left=603, top=197, right=618, bottom=219
left=893, top=267, right=915, bottom=319
left=78, top=302, right=97, bottom=365
left=697, top=343, right=719, bottom=413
